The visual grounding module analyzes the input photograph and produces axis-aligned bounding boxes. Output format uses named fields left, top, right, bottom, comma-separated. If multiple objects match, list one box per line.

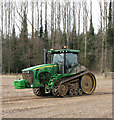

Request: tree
left=50, top=1, right=54, bottom=48
left=78, top=2, right=81, bottom=36
left=35, top=1, right=39, bottom=38
left=71, top=2, right=77, bottom=49
left=31, top=1, right=34, bottom=39
left=83, top=0, right=88, bottom=62
left=106, top=0, right=113, bottom=72
left=62, top=2, right=67, bottom=45
left=0, top=2, right=3, bottom=74
left=10, top=25, right=19, bottom=73
left=40, top=2, right=43, bottom=38
left=66, top=1, right=71, bottom=48
left=112, top=1, right=114, bottom=72
left=86, top=1, right=96, bottom=71
left=44, top=0, right=49, bottom=50
left=86, top=23, right=96, bottom=70
left=19, top=7, right=29, bottom=70
left=99, top=0, right=105, bottom=73
left=104, top=1, right=108, bottom=73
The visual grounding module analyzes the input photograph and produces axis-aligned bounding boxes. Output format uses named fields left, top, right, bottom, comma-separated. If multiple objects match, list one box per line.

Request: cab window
left=66, top=53, right=78, bottom=67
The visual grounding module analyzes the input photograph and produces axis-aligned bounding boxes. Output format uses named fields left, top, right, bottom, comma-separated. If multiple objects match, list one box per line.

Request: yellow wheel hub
left=81, top=73, right=96, bottom=94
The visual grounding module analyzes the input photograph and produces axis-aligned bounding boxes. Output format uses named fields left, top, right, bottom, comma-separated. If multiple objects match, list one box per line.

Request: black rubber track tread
left=52, top=70, right=96, bottom=97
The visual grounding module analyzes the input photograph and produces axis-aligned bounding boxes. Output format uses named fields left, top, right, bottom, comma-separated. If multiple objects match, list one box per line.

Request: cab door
left=65, top=53, right=78, bottom=74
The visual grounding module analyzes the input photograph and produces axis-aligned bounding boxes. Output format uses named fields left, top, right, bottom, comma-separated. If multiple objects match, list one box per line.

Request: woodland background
left=1, top=0, right=113, bottom=74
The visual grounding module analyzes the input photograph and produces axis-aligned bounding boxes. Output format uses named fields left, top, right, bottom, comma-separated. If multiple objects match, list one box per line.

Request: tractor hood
left=14, top=64, right=57, bottom=89
left=22, top=64, right=57, bottom=72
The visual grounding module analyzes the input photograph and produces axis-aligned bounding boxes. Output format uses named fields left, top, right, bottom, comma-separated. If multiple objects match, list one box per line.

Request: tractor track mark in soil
left=3, top=91, right=112, bottom=103
left=2, top=96, right=37, bottom=103
left=2, top=106, right=43, bottom=115
left=2, top=91, right=112, bottom=106
left=2, top=93, right=112, bottom=118
left=2, top=95, right=55, bottom=104
left=93, top=92, right=112, bottom=95
left=2, top=95, right=54, bottom=102
left=2, top=100, right=68, bottom=115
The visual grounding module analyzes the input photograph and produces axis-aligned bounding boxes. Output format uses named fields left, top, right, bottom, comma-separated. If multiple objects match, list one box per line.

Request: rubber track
left=54, top=70, right=89, bottom=86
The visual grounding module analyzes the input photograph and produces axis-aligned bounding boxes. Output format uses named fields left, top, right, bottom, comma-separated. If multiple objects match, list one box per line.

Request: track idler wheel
left=69, top=89, right=74, bottom=96
left=74, top=89, right=78, bottom=96
left=81, top=73, right=96, bottom=94
left=78, top=89, right=83, bottom=96
left=68, top=88, right=80, bottom=96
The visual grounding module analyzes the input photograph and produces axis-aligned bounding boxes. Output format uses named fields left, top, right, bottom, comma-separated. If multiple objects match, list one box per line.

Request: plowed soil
left=2, top=75, right=112, bottom=118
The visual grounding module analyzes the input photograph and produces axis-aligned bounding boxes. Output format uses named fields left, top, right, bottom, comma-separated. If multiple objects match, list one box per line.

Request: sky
left=26, top=0, right=102, bottom=35
left=0, top=0, right=111, bottom=37
left=26, top=0, right=110, bottom=35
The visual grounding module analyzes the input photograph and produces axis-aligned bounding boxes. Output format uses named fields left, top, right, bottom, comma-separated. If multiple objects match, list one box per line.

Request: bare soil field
left=2, top=75, right=112, bottom=118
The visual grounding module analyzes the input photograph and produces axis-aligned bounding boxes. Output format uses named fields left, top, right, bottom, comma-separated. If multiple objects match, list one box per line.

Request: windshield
left=52, top=53, right=78, bottom=66
left=52, top=53, right=64, bottom=64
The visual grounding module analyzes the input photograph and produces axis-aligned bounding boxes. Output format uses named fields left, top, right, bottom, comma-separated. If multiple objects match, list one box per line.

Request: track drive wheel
left=33, top=87, right=45, bottom=96
left=81, top=73, right=96, bottom=94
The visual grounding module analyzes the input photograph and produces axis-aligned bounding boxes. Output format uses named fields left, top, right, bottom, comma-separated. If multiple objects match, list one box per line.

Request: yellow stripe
left=33, top=65, right=56, bottom=70
left=89, top=73, right=96, bottom=93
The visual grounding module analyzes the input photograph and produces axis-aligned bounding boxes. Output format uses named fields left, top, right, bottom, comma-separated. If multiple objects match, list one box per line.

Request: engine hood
left=22, top=64, right=57, bottom=72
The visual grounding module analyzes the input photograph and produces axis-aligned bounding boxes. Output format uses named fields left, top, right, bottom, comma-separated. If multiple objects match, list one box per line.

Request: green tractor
left=14, top=47, right=96, bottom=97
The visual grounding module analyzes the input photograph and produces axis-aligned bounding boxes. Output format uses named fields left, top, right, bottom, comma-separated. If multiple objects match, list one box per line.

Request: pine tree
left=44, top=1, right=49, bottom=50
left=40, top=2, right=43, bottom=38
left=106, top=1, right=113, bottom=72
left=86, top=14, right=96, bottom=70
left=11, top=25, right=19, bottom=73
left=19, top=8, right=29, bottom=70
left=107, top=1, right=113, bottom=46
left=20, top=10, right=28, bottom=41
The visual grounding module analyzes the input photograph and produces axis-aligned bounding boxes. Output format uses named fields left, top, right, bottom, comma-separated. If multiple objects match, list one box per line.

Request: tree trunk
left=73, top=2, right=76, bottom=49
left=51, top=1, right=54, bottom=48
left=66, top=1, right=70, bottom=48
left=104, top=1, right=108, bottom=73
left=32, top=1, right=34, bottom=39
left=99, top=0, right=104, bottom=73
left=37, top=1, right=39, bottom=33
left=78, top=2, right=81, bottom=36
left=57, top=1, right=61, bottom=32
left=1, top=2, right=3, bottom=39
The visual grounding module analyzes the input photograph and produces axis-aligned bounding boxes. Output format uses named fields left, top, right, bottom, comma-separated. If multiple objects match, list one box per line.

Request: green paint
left=14, top=79, right=30, bottom=89
left=14, top=49, right=80, bottom=93
left=49, top=49, right=80, bottom=54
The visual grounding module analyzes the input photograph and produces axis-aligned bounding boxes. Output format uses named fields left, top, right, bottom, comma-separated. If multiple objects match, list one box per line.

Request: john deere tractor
left=14, top=47, right=96, bottom=97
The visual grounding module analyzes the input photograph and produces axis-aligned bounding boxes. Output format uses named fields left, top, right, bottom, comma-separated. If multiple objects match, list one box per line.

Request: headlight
left=23, top=71, right=29, bottom=73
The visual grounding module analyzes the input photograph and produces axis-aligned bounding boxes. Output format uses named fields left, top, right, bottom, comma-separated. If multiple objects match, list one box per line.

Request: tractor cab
left=48, top=48, right=80, bottom=74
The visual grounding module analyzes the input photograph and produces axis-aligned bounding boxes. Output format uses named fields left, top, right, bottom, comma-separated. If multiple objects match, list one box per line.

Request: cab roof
left=49, top=49, right=80, bottom=54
